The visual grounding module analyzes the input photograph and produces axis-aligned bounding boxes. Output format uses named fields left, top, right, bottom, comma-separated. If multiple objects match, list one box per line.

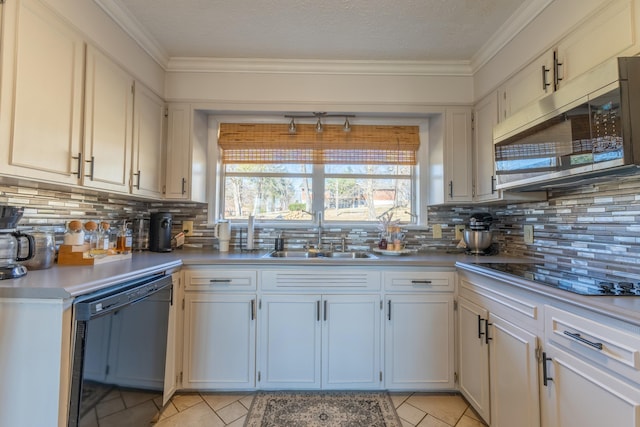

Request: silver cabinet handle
left=72, top=152, right=82, bottom=178
left=541, top=65, right=551, bottom=91
left=324, top=300, right=328, bottom=322
left=411, top=280, right=432, bottom=285
left=133, top=170, right=141, bottom=189
left=563, top=331, right=603, bottom=350
left=209, top=279, right=232, bottom=283
left=85, top=156, right=95, bottom=180
left=181, top=177, right=187, bottom=195
left=542, top=352, right=553, bottom=386
left=553, top=50, right=563, bottom=90
left=251, top=299, right=256, bottom=320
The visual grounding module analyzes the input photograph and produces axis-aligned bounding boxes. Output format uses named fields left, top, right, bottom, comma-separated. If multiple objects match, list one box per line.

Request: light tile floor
left=82, top=389, right=489, bottom=427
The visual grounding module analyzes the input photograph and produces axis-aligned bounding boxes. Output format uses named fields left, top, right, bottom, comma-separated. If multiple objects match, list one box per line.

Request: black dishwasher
left=68, top=273, right=173, bottom=427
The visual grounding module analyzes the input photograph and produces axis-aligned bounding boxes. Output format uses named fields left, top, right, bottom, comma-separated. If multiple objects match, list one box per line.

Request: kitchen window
left=216, top=121, right=422, bottom=224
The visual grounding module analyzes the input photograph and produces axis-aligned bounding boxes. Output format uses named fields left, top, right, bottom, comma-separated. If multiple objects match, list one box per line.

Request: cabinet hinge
left=259, top=299, right=262, bottom=310
left=454, top=371, right=458, bottom=384
left=162, top=185, right=166, bottom=194
left=535, top=344, right=542, bottom=362
left=379, top=371, right=383, bottom=382
left=453, top=299, right=458, bottom=311
left=182, top=298, right=185, bottom=310
left=179, top=371, right=183, bottom=383
left=164, top=107, right=169, bottom=118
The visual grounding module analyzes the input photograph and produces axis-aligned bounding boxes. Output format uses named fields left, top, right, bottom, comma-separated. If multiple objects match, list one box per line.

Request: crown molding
left=93, top=0, right=169, bottom=67
left=165, top=57, right=473, bottom=76
left=96, top=0, right=551, bottom=76
left=471, top=0, right=554, bottom=71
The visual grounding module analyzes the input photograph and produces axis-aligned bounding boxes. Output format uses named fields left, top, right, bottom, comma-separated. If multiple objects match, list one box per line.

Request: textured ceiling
left=111, top=0, right=529, bottom=62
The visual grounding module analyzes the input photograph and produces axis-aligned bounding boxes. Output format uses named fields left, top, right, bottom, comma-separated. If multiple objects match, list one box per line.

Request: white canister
left=213, top=220, right=231, bottom=252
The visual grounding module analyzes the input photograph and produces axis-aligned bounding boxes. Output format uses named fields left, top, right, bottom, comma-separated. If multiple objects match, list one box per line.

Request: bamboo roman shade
left=218, top=123, right=420, bottom=165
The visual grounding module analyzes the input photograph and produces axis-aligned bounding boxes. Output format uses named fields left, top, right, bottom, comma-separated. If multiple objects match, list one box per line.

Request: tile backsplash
left=3, top=173, right=640, bottom=282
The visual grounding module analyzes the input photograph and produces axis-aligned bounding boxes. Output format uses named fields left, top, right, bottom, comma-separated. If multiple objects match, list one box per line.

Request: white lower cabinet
left=457, top=272, right=541, bottom=427
left=258, top=293, right=382, bottom=390
left=385, top=294, right=454, bottom=389
left=541, top=305, right=640, bottom=427
left=183, top=293, right=256, bottom=389
left=383, top=270, right=456, bottom=390
left=458, top=297, right=490, bottom=421
left=181, top=268, right=258, bottom=389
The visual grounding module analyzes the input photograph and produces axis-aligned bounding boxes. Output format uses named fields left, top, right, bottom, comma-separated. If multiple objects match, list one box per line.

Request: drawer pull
left=411, top=280, right=433, bottom=285
left=477, top=314, right=485, bottom=340
left=563, top=331, right=603, bottom=350
left=209, top=279, right=232, bottom=283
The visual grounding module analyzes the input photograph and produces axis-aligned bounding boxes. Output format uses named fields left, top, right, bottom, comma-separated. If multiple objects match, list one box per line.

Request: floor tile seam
left=402, top=401, right=462, bottom=427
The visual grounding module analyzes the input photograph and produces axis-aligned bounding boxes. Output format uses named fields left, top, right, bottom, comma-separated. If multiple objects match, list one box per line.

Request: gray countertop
left=0, top=248, right=516, bottom=299
left=457, top=262, right=640, bottom=327
left=3, top=249, right=639, bottom=329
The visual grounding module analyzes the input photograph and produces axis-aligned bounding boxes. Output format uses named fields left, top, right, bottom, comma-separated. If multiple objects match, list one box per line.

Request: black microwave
left=493, top=57, right=640, bottom=191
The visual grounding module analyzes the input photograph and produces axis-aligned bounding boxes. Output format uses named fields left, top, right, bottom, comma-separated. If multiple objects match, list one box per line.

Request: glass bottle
left=100, top=222, right=112, bottom=250
left=116, top=222, right=133, bottom=253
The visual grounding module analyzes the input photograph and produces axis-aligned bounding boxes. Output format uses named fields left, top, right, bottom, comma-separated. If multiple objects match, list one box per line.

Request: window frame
left=208, top=115, right=430, bottom=229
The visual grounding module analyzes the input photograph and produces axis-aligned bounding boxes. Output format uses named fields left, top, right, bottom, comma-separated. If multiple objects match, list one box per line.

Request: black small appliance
left=149, top=212, right=173, bottom=252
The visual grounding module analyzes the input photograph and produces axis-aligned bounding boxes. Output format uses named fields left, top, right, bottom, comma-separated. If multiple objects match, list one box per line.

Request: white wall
left=165, top=71, right=473, bottom=111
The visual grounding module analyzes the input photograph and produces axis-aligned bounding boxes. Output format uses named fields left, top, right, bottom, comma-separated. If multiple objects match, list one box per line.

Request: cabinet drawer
left=383, top=271, right=454, bottom=292
left=545, top=305, right=640, bottom=385
left=184, top=269, right=257, bottom=291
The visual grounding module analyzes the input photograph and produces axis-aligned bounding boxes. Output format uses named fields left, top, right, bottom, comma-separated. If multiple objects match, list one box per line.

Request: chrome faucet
left=302, top=210, right=323, bottom=249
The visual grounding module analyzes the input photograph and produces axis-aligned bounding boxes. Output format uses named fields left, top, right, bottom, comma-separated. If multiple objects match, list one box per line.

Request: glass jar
left=63, top=220, right=85, bottom=245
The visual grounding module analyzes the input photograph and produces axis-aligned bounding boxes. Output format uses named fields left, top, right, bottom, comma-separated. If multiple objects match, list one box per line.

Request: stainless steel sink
left=262, top=250, right=377, bottom=259
left=324, top=251, right=377, bottom=259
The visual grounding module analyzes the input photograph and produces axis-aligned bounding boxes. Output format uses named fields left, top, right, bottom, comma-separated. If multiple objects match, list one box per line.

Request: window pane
left=323, top=177, right=412, bottom=222
left=325, top=164, right=411, bottom=175
left=223, top=176, right=313, bottom=220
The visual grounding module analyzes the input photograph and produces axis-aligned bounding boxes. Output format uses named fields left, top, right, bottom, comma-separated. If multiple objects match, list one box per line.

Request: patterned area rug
left=244, top=391, right=402, bottom=427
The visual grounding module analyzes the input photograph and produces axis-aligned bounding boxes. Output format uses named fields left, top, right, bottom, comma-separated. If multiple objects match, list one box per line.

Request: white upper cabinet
left=0, top=0, right=85, bottom=185
left=82, top=45, right=134, bottom=193
left=428, top=107, right=473, bottom=205
left=499, top=0, right=638, bottom=120
left=164, top=104, right=207, bottom=202
left=131, top=83, right=165, bottom=198
left=472, top=92, right=546, bottom=204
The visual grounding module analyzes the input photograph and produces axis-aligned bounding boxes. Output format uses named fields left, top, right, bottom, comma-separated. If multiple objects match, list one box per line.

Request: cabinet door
left=488, top=313, right=540, bottom=427
left=163, top=272, right=180, bottom=405
left=164, top=103, right=191, bottom=200
left=445, top=107, right=473, bottom=203
left=556, top=0, right=636, bottom=90
left=500, top=51, right=553, bottom=119
left=259, top=294, right=321, bottom=389
left=458, top=297, right=490, bottom=423
left=0, top=0, right=84, bottom=185
left=131, top=83, right=164, bottom=198
left=385, top=294, right=455, bottom=390
left=322, top=295, right=381, bottom=389
left=473, top=92, right=499, bottom=202
left=83, top=45, right=134, bottom=193
left=542, top=343, right=640, bottom=427
left=183, top=293, right=256, bottom=389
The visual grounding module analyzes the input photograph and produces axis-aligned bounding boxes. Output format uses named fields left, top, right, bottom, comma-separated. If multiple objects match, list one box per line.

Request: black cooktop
left=475, top=263, right=640, bottom=296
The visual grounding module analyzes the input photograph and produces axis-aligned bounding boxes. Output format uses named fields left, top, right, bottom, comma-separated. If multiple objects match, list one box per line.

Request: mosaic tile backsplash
left=2, top=174, right=640, bottom=283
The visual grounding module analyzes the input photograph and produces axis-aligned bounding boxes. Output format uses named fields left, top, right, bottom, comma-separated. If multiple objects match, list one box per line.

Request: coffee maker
left=0, top=206, right=35, bottom=279
left=149, top=212, right=173, bottom=252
